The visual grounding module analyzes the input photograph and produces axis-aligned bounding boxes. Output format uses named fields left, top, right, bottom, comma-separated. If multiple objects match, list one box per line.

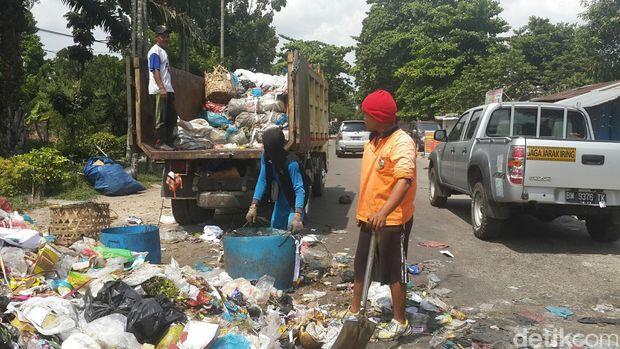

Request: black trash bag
left=126, top=295, right=186, bottom=344
left=85, top=280, right=141, bottom=322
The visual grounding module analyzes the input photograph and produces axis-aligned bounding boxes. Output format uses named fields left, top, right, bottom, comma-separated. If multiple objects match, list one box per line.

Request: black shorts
left=354, top=219, right=413, bottom=285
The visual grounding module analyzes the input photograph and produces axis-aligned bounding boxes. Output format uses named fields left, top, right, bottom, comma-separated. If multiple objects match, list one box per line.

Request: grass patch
left=137, top=171, right=162, bottom=186
left=53, top=176, right=99, bottom=201
left=6, top=195, right=49, bottom=213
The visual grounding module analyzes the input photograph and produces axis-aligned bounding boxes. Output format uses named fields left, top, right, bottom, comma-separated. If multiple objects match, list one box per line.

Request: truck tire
left=171, top=199, right=215, bottom=225
left=312, top=159, right=325, bottom=197
left=428, top=167, right=448, bottom=207
left=336, top=150, right=344, bottom=158
left=586, top=215, right=620, bottom=243
left=471, top=182, right=506, bottom=240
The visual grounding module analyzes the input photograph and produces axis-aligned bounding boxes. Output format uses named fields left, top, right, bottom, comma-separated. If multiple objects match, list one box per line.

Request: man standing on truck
left=148, top=25, right=176, bottom=150
left=346, top=90, right=417, bottom=341
left=245, top=127, right=306, bottom=232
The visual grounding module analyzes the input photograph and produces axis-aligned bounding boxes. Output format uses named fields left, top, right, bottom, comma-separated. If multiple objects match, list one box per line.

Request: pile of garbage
left=2, top=200, right=607, bottom=349
left=175, top=69, right=289, bottom=151
left=0, top=197, right=350, bottom=348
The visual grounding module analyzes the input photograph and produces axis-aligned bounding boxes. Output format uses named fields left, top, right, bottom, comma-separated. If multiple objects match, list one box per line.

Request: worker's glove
left=290, top=213, right=304, bottom=232
left=246, top=205, right=257, bottom=224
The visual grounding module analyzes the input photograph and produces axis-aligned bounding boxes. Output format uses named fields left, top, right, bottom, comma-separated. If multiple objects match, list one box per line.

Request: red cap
left=361, top=90, right=397, bottom=123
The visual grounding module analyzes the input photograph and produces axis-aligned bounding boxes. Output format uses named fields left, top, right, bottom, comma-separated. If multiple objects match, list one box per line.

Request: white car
left=336, top=121, right=370, bottom=157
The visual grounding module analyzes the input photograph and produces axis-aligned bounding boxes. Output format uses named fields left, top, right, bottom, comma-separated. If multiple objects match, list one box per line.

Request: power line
left=36, top=27, right=108, bottom=44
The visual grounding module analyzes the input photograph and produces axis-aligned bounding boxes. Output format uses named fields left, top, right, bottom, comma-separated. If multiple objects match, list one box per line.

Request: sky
left=33, top=0, right=586, bottom=61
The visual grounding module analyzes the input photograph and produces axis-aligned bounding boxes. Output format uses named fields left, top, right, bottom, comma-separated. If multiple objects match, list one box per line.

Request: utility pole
left=220, top=0, right=224, bottom=61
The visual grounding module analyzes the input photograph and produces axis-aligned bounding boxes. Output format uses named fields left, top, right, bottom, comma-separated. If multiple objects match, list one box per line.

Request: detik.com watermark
left=513, top=328, right=619, bottom=348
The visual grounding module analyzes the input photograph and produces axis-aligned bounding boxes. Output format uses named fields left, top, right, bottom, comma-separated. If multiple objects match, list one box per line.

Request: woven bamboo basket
left=49, top=202, right=112, bottom=246
left=205, top=65, right=236, bottom=103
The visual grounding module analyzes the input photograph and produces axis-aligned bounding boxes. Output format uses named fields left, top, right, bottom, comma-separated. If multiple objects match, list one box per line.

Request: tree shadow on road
left=443, top=197, right=620, bottom=255
left=305, top=186, right=356, bottom=234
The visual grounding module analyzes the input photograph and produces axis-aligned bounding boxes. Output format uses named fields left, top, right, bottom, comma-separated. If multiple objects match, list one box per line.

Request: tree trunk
left=0, top=0, right=28, bottom=157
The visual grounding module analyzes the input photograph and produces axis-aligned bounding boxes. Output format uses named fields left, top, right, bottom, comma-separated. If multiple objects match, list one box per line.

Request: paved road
left=307, top=142, right=620, bottom=347
left=57, top=141, right=618, bottom=347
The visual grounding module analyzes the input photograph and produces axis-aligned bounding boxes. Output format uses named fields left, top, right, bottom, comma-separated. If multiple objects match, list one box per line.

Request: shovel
left=331, top=229, right=377, bottom=349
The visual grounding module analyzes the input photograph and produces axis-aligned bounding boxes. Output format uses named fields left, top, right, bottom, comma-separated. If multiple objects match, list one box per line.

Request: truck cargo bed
left=141, top=144, right=263, bottom=160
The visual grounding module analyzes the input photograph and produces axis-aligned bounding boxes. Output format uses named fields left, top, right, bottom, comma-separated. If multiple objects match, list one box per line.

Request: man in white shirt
left=148, top=25, right=176, bottom=150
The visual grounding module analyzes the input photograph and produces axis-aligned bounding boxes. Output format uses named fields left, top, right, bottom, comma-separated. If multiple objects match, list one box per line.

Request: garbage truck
left=130, top=51, right=329, bottom=224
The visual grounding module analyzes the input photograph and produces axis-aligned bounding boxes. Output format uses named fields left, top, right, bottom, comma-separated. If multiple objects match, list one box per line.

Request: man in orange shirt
left=346, top=90, right=417, bottom=341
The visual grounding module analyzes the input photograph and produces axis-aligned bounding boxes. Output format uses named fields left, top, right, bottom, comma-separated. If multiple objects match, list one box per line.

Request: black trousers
left=155, top=92, right=177, bottom=146
left=354, top=219, right=413, bottom=285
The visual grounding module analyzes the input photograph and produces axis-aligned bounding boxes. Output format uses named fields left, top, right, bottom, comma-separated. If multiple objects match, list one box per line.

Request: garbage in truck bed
left=174, top=66, right=289, bottom=151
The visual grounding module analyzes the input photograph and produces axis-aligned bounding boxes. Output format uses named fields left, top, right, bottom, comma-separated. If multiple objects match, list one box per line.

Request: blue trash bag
left=83, top=157, right=145, bottom=196
left=226, top=125, right=239, bottom=141
left=202, top=111, right=232, bottom=128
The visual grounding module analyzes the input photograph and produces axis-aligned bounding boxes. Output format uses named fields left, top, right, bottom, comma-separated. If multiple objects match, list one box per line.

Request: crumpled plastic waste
left=62, top=332, right=102, bottom=349
left=13, top=296, right=78, bottom=336
left=234, top=69, right=287, bottom=91
left=200, top=226, right=224, bottom=242
left=177, top=321, right=219, bottom=349
left=210, top=333, right=252, bottom=349
left=221, top=278, right=269, bottom=305
left=160, top=229, right=189, bottom=242
left=83, top=313, right=141, bottom=349
left=545, top=305, right=574, bottom=318
left=0, top=227, right=43, bottom=249
left=367, top=282, right=392, bottom=309
left=1, top=247, right=28, bottom=276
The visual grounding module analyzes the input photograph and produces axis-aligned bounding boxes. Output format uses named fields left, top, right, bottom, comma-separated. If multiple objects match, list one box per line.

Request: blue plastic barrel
left=223, top=228, right=296, bottom=290
left=100, top=225, right=161, bottom=264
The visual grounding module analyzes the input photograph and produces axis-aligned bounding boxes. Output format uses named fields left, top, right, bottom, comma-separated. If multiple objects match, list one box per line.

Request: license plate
left=351, top=137, right=361, bottom=140
left=565, top=190, right=606, bottom=205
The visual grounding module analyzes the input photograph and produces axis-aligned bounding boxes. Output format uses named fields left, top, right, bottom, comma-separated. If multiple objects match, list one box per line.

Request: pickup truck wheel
left=171, top=199, right=215, bottom=225
left=586, top=216, right=620, bottom=243
left=336, top=150, right=344, bottom=158
left=428, top=167, right=448, bottom=207
left=311, top=160, right=325, bottom=197
left=471, top=182, right=505, bottom=240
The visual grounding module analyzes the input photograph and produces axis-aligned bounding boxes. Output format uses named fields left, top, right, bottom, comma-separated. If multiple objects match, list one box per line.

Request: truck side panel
left=287, top=52, right=329, bottom=154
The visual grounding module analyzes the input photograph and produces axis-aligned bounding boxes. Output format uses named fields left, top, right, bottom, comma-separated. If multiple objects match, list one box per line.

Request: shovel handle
left=360, top=229, right=377, bottom=317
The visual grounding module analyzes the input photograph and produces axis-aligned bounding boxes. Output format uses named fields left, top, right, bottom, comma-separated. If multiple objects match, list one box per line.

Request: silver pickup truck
left=429, top=102, right=620, bottom=243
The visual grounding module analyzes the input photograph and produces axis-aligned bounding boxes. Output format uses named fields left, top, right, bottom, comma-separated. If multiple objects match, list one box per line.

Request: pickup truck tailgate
left=524, top=139, right=620, bottom=190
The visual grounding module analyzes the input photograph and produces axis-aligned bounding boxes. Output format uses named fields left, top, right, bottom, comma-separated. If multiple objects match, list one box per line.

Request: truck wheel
left=428, top=167, right=448, bottom=207
left=471, top=182, right=506, bottom=240
left=586, top=215, right=620, bottom=243
left=336, top=150, right=344, bottom=158
left=171, top=199, right=215, bottom=225
left=312, top=160, right=325, bottom=197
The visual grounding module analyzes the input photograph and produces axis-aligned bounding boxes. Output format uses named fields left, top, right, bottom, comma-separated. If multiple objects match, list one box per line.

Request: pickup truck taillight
left=508, top=146, right=525, bottom=184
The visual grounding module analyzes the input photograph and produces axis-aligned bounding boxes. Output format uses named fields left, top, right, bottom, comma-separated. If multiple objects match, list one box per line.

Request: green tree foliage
left=355, top=0, right=614, bottom=118
left=61, top=0, right=286, bottom=72
left=25, top=49, right=127, bottom=159
left=581, top=0, right=620, bottom=81
left=274, top=36, right=357, bottom=121
left=440, top=47, right=537, bottom=111
left=356, top=0, right=508, bottom=119
left=510, top=17, right=594, bottom=94
left=0, top=147, right=73, bottom=199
